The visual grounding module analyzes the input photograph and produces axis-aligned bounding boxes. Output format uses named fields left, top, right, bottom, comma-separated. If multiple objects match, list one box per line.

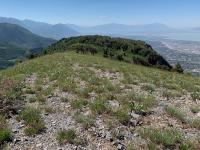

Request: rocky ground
left=0, top=53, right=199, bottom=150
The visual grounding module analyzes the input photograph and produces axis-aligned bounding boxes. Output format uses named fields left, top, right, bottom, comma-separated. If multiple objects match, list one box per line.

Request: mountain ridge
left=44, top=35, right=172, bottom=70
left=0, top=23, right=55, bottom=48
left=0, top=16, right=182, bottom=39
left=0, top=23, right=56, bottom=69
left=0, top=17, right=79, bottom=39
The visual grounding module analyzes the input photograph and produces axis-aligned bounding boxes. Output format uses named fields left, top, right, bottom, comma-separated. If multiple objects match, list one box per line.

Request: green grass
left=190, top=105, right=200, bottom=114
left=0, top=115, right=11, bottom=145
left=139, top=128, right=183, bottom=146
left=71, top=99, right=88, bottom=110
left=131, top=95, right=156, bottom=112
left=0, top=52, right=200, bottom=147
left=162, top=90, right=182, bottom=98
left=179, top=139, right=200, bottom=150
left=35, top=92, right=46, bottom=103
left=165, top=105, right=187, bottom=123
left=191, top=92, right=200, bottom=101
left=76, top=87, right=93, bottom=98
left=141, top=84, right=155, bottom=92
left=118, top=93, right=156, bottom=113
left=20, top=107, right=45, bottom=136
left=0, top=52, right=199, bottom=98
left=190, top=118, right=200, bottom=130
left=0, top=129, right=11, bottom=145
left=115, top=109, right=131, bottom=125
left=74, top=113, right=95, bottom=129
left=90, top=98, right=107, bottom=114
left=43, top=106, right=55, bottom=114
left=56, top=129, right=77, bottom=144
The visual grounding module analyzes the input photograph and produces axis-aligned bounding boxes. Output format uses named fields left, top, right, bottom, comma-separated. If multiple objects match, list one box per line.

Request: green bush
left=45, top=35, right=172, bottom=70
left=173, top=63, right=184, bottom=73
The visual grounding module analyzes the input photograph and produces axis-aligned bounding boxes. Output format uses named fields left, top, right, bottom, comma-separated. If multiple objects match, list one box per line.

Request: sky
left=0, top=0, right=200, bottom=27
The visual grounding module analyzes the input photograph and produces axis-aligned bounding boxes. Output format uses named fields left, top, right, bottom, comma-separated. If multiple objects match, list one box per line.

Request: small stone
left=130, top=119, right=139, bottom=126
left=197, top=112, right=200, bottom=117
left=130, top=112, right=140, bottom=119
left=14, top=138, right=21, bottom=144
left=114, top=141, right=125, bottom=150
left=44, top=113, right=49, bottom=116
left=43, top=147, right=48, bottom=150
left=108, top=100, right=120, bottom=112
left=13, top=129, right=19, bottom=133
left=19, top=124, right=25, bottom=128
left=21, top=137, right=29, bottom=142
left=105, top=132, right=113, bottom=141
left=83, top=110, right=92, bottom=116
left=117, top=144, right=125, bottom=150
left=116, top=134, right=125, bottom=141
left=52, top=121, right=57, bottom=125
left=36, top=143, right=42, bottom=147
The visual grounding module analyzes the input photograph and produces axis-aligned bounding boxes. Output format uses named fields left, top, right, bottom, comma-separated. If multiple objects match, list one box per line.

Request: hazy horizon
left=1, top=0, right=200, bottom=28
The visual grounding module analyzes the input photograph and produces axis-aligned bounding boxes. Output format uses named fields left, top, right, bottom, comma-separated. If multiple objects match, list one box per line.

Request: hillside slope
left=0, top=23, right=55, bottom=48
left=45, top=35, right=172, bottom=69
left=0, top=52, right=200, bottom=149
left=0, top=23, right=56, bottom=69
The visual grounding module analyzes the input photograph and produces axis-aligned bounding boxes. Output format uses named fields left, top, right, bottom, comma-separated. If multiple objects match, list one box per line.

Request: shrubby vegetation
left=44, top=35, right=172, bottom=70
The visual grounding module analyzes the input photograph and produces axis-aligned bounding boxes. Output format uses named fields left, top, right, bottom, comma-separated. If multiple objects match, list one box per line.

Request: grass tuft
left=139, top=128, right=183, bottom=146
left=71, top=99, right=88, bottom=110
left=56, top=129, right=77, bottom=144
left=20, top=107, right=45, bottom=136
left=115, top=109, right=131, bottom=125
left=0, top=115, right=11, bottom=145
left=74, top=113, right=95, bottom=129
left=190, top=105, right=200, bottom=114
left=165, top=105, right=187, bottom=123
left=90, top=98, right=107, bottom=114
left=190, top=117, right=200, bottom=130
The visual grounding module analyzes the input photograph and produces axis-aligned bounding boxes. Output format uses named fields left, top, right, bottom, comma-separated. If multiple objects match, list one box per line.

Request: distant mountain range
left=68, top=23, right=179, bottom=35
left=0, top=17, right=79, bottom=39
left=0, top=17, right=183, bottom=40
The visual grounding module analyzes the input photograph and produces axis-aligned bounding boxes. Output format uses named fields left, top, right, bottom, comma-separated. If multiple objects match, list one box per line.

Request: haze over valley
left=0, top=16, right=200, bottom=75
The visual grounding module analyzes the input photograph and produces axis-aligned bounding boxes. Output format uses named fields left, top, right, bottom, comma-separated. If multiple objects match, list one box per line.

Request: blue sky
left=0, top=0, right=200, bottom=27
